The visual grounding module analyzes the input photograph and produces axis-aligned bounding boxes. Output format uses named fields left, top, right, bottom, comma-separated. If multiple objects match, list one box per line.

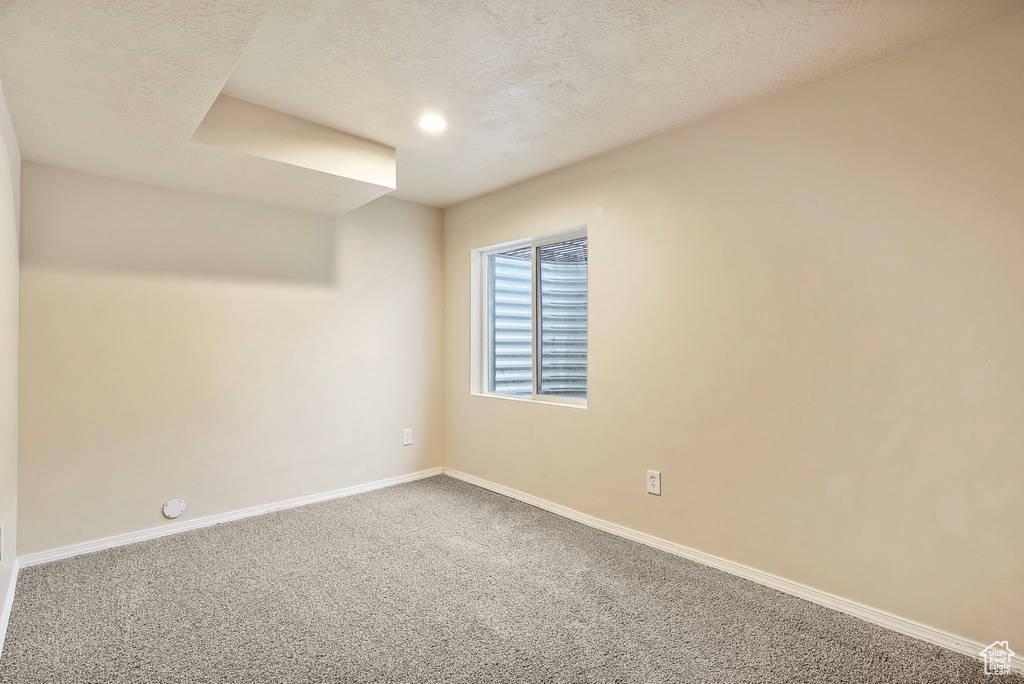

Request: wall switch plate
left=402, top=428, right=413, bottom=446
left=647, top=470, right=661, bottom=496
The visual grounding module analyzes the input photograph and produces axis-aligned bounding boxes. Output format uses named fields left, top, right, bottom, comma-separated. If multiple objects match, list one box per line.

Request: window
left=473, top=228, right=587, bottom=407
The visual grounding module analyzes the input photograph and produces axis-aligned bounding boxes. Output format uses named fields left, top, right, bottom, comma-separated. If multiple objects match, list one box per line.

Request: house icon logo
left=981, top=641, right=1015, bottom=676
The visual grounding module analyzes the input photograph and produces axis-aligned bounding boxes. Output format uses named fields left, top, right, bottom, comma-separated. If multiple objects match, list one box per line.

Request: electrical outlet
left=1, top=523, right=4, bottom=562
left=647, top=470, right=661, bottom=496
left=402, top=428, right=413, bottom=446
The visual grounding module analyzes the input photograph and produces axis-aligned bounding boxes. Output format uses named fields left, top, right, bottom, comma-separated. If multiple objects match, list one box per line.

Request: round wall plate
left=163, top=498, right=187, bottom=519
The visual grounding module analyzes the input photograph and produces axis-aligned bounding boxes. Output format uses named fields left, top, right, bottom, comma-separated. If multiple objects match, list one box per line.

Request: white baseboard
left=18, top=467, right=443, bottom=568
left=12, top=465, right=1018, bottom=675
left=0, top=560, right=19, bottom=662
left=441, top=467, right=1022, bottom=675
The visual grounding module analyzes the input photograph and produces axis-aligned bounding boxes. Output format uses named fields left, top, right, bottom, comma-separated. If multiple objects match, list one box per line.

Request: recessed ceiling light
left=419, top=114, right=448, bottom=132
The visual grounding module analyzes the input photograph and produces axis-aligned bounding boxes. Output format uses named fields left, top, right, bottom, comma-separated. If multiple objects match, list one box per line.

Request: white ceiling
left=0, top=0, right=393, bottom=216
left=224, top=0, right=1024, bottom=207
left=3, top=1, right=1023, bottom=214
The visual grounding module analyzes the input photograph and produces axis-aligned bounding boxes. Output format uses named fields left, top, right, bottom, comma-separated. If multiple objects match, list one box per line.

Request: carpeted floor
left=0, top=475, right=1014, bottom=683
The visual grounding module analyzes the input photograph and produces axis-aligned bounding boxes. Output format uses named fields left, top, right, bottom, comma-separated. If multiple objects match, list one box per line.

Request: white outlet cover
left=402, top=428, right=413, bottom=446
left=647, top=470, right=662, bottom=496
left=163, top=498, right=187, bottom=519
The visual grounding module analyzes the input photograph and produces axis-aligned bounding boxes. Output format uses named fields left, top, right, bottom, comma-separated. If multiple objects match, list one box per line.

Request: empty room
left=0, top=1, right=1022, bottom=682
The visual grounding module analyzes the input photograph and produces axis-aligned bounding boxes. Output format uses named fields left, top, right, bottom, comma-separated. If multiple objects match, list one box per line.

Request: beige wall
left=443, top=15, right=1024, bottom=648
left=19, top=165, right=443, bottom=555
left=0, top=79, right=20, bottom=615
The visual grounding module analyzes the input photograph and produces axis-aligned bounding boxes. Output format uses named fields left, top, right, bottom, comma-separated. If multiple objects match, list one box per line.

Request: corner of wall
left=0, top=74, right=21, bottom=658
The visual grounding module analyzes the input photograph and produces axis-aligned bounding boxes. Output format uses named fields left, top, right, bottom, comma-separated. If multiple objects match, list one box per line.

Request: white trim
left=18, top=468, right=443, bottom=568
left=440, top=468, right=1023, bottom=675
left=470, top=391, right=587, bottom=409
left=0, top=560, right=19, bottom=662
left=471, top=225, right=588, bottom=409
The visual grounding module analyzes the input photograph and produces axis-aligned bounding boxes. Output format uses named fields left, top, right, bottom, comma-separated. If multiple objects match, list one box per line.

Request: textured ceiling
left=2, top=1, right=1023, bottom=214
left=0, top=0, right=393, bottom=216
left=225, top=0, right=1024, bottom=207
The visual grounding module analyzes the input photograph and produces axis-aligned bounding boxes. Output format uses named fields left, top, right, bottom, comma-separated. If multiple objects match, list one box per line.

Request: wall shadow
left=20, top=163, right=338, bottom=286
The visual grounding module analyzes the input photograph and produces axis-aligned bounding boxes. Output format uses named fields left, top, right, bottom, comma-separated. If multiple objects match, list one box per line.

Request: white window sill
left=471, top=392, right=587, bottom=410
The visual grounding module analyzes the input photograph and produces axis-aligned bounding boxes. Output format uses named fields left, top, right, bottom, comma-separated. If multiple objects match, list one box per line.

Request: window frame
left=471, top=226, right=588, bottom=409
